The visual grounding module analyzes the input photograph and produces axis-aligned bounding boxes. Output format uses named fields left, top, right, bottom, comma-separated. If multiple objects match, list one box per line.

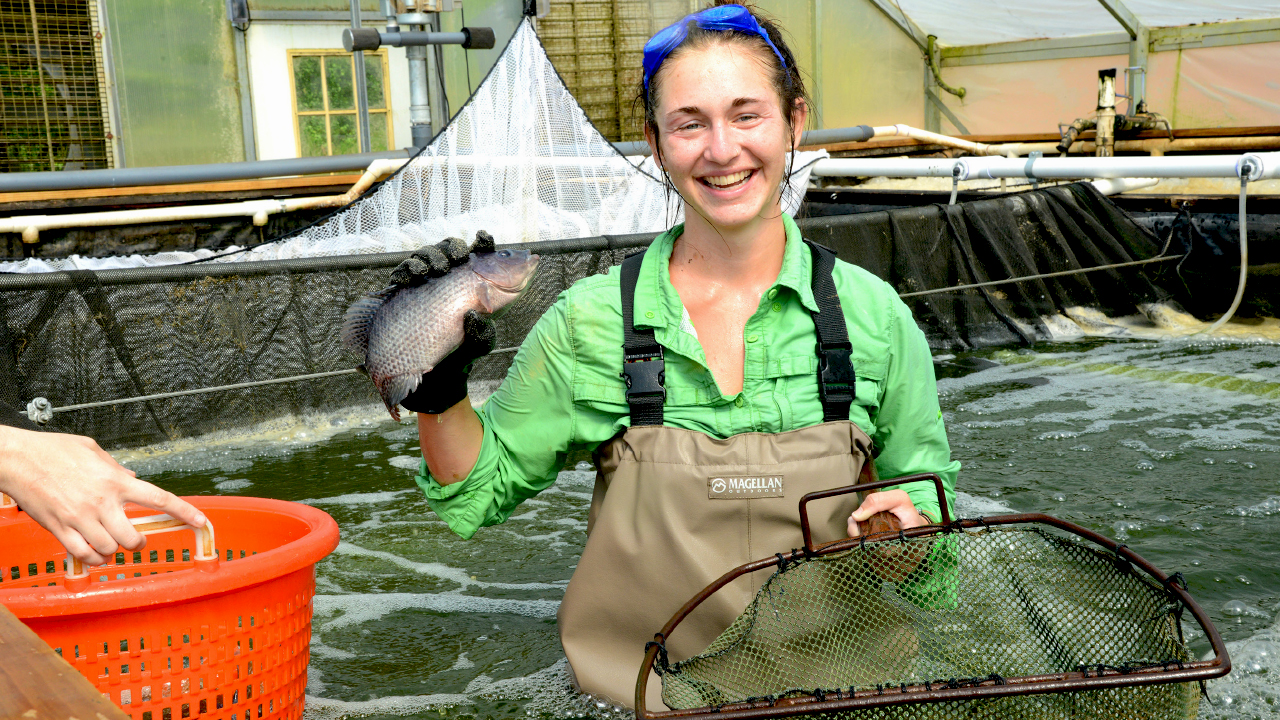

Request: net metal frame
left=634, top=475, right=1231, bottom=720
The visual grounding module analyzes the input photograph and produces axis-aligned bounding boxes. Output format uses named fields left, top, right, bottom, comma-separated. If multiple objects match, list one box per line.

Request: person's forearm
left=417, top=398, right=484, bottom=485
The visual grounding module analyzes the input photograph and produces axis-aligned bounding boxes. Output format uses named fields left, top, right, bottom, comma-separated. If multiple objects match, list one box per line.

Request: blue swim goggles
left=642, top=4, right=788, bottom=93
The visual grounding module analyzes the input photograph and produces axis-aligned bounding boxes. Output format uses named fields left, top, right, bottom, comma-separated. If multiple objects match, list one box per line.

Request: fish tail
left=372, top=372, right=424, bottom=422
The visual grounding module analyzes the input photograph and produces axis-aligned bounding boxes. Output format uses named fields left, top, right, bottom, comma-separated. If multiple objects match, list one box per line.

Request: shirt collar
left=632, top=213, right=817, bottom=329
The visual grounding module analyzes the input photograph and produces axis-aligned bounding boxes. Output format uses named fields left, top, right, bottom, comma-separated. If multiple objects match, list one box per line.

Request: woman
left=403, top=1, right=958, bottom=709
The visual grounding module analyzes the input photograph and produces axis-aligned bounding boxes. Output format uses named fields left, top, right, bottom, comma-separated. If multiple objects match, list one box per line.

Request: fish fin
left=385, top=373, right=423, bottom=411
left=340, top=286, right=395, bottom=356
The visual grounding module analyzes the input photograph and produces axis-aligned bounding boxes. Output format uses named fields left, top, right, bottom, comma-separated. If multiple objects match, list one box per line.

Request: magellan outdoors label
left=708, top=475, right=785, bottom=499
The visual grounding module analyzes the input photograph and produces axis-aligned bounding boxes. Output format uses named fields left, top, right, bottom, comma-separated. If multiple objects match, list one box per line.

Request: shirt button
left=767, top=288, right=778, bottom=299
left=734, top=396, right=744, bottom=408
left=746, top=333, right=759, bottom=343
left=771, top=302, right=782, bottom=312
left=645, top=311, right=655, bottom=319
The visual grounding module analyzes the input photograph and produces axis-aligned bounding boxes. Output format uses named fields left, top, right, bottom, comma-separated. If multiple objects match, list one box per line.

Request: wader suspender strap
left=618, top=241, right=855, bottom=426
left=619, top=252, right=667, bottom=426
left=805, top=240, right=857, bottom=422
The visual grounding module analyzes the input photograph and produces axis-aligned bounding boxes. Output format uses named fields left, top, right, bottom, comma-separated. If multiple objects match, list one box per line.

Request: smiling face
left=646, top=41, right=805, bottom=234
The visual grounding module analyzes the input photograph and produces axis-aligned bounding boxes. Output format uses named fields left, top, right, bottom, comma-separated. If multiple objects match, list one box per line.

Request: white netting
left=226, top=18, right=824, bottom=263
left=0, top=19, right=824, bottom=273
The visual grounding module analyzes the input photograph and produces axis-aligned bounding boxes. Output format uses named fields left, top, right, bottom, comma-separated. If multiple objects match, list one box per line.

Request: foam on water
left=313, top=592, right=560, bottom=631
left=333, top=542, right=563, bottom=591
left=1200, top=611, right=1280, bottom=719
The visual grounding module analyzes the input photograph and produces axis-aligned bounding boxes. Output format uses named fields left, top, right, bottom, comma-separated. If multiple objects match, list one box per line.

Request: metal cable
left=25, top=346, right=523, bottom=420
left=897, top=254, right=1182, bottom=298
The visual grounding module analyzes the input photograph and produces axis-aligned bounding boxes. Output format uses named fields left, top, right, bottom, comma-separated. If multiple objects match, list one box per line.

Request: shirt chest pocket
left=767, top=356, right=883, bottom=435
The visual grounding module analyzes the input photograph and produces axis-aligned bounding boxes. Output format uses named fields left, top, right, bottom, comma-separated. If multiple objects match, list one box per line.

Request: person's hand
left=848, top=489, right=930, bottom=582
left=0, top=427, right=207, bottom=566
left=847, top=489, right=928, bottom=537
left=389, top=230, right=496, bottom=287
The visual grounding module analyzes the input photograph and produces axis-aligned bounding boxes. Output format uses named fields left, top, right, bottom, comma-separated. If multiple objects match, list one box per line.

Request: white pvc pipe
left=0, top=159, right=409, bottom=244
left=810, top=152, right=1280, bottom=180
left=1089, top=177, right=1159, bottom=195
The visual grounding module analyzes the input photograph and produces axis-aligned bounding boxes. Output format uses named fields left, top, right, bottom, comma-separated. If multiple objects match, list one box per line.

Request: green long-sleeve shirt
left=417, top=214, right=959, bottom=538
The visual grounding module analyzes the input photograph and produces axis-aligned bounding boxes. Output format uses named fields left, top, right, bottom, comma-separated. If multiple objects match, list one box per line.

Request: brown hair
left=636, top=1, right=812, bottom=207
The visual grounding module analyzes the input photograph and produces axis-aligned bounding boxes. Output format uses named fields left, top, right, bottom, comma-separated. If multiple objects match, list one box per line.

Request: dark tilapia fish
left=341, top=249, right=540, bottom=420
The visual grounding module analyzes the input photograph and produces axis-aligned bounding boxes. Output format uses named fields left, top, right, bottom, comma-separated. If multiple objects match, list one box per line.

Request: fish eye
left=498, top=250, right=511, bottom=257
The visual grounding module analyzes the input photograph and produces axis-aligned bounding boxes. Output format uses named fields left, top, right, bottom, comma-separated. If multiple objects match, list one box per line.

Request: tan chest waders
left=557, top=241, right=880, bottom=709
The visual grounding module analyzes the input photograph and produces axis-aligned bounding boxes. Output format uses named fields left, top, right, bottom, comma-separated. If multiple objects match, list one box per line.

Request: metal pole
left=26, top=0, right=55, bottom=171
left=407, top=42, right=432, bottom=147
left=350, top=0, right=372, bottom=153
left=231, top=27, right=258, bottom=161
left=425, top=12, right=446, bottom=132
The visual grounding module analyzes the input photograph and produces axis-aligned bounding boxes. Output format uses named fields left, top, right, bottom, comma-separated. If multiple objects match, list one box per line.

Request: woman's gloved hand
left=393, top=230, right=499, bottom=415
left=389, top=231, right=495, bottom=287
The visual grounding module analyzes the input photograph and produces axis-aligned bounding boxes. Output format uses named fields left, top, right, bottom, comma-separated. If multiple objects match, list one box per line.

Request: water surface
left=123, top=337, right=1280, bottom=720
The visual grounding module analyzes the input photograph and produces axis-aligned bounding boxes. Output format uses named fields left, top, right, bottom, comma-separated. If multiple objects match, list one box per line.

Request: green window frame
left=289, top=50, right=393, bottom=156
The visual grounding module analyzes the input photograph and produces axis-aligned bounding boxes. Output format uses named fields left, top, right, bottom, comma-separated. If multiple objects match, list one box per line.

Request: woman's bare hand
left=0, top=427, right=206, bottom=566
left=847, top=489, right=928, bottom=538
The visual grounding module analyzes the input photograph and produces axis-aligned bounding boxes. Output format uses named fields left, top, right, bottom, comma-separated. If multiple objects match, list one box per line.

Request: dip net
left=644, top=488, right=1228, bottom=720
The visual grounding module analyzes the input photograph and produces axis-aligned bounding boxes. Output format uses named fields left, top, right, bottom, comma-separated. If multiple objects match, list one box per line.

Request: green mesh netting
left=658, top=525, right=1200, bottom=719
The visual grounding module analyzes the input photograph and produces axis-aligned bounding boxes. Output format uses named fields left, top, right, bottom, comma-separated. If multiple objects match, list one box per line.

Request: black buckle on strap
left=621, top=350, right=667, bottom=403
left=817, top=343, right=855, bottom=404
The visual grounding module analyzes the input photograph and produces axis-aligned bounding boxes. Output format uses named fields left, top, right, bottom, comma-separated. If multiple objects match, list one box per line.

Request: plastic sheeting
left=898, top=0, right=1280, bottom=46
left=940, top=41, right=1280, bottom=136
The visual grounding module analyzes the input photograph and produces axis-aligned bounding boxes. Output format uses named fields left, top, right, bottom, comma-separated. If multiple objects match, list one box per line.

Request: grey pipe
left=0, top=149, right=416, bottom=193
left=612, top=124, right=876, bottom=156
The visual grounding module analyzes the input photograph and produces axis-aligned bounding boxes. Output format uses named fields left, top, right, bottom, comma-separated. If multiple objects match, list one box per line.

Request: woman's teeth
left=702, top=170, right=752, bottom=188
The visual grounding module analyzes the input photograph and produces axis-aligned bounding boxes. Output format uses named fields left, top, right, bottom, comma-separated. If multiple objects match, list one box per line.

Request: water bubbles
left=574, top=461, right=593, bottom=472
left=1113, top=500, right=1126, bottom=508
left=1051, top=492, right=1066, bottom=502
left=1037, top=430, right=1080, bottom=441
left=1070, top=444, right=1093, bottom=452
left=1135, top=460, right=1155, bottom=470
left=1244, top=462, right=1257, bottom=469
left=362, top=450, right=381, bottom=459
left=1204, top=457, right=1216, bottom=465
left=1189, top=522, right=1205, bottom=531
left=214, top=478, right=252, bottom=492
left=1112, top=520, right=1140, bottom=539
left=388, top=443, right=405, bottom=451
left=1222, top=600, right=1271, bottom=619
left=1154, top=515, right=1171, bottom=523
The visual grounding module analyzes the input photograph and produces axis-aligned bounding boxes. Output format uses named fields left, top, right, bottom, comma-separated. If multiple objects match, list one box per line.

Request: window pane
left=364, top=57, right=386, bottom=109
left=325, top=56, right=355, bottom=110
left=331, top=114, right=358, bottom=155
left=369, top=112, right=388, bottom=152
left=299, top=115, right=328, bottom=156
left=292, top=56, right=323, bottom=111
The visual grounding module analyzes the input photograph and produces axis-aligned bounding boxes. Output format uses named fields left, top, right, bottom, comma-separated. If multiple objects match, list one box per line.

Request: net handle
left=799, top=471, right=949, bottom=555
left=64, top=513, right=218, bottom=592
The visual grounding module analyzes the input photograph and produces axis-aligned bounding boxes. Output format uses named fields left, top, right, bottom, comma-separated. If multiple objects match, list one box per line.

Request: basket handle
left=64, top=513, right=218, bottom=592
left=799, top=467, right=950, bottom=555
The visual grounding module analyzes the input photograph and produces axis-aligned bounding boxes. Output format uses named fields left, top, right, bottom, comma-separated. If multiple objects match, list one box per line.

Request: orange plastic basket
left=0, top=496, right=339, bottom=720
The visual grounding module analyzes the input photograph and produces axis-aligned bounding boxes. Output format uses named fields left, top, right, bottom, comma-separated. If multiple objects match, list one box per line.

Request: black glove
left=399, top=310, right=496, bottom=415
left=389, top=231, right=496, bottom=287
left=392, top=231, right=500, bottom=415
